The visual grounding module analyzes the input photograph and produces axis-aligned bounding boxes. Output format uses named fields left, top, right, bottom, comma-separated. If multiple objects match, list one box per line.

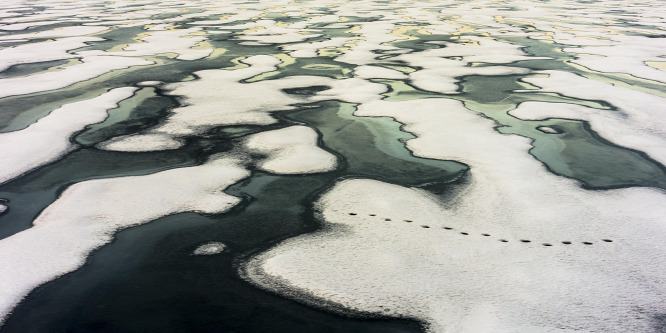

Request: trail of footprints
left=348, top=213, right=614, bottom=247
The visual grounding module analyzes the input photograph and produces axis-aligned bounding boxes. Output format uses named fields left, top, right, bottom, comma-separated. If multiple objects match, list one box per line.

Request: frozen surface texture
left=0, top=0, right=665, bottom=331
left=0, top=88, right=137, bottom=184
left=0, top=156, right=250, bottom=321
left=244, top=99, right=666, bottom=332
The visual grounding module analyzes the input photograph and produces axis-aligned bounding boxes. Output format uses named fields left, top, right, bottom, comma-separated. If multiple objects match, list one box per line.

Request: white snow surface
left=193, top=242, right=227, bottom=255
left=243, top=98, right=666, bottom=332
left=518, top=71, right=666, bottom=165
left=0, top=87, right=137, bottom=185
left=0, top=56, right=152, bottom=98
left=0, top=156, right=250, bottom=323
left=244, top=126, right=337, bottom=174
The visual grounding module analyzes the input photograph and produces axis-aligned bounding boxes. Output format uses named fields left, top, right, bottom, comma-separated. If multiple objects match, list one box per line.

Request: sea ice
left=0, top=87, right=137, bottom=185
left=193, top=242, right=227, bottom=255
left=244, top=126, right=337, bottom=174
left=243, top=98, right=666, bottom=332
left=0, top=155, right=250, bottom=323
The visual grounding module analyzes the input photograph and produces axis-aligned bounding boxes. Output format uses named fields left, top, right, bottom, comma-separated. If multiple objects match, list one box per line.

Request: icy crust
left=98, top=55, right=386, bottom=152
left=0, top=37, right=101, bottom=72
left=509, top=101, right=666, bottom=166
left=0, top=26, right=109, bottom=40
left=0, top=156, right=250, bottom=323
left=517, top=71, right=666, bottom=165
left=396, top=37, right=537, bottom=94
left=243, top=98, right=666, bottom=332
left=193, top=242, right=227, bottom=255
left=79, top=27, right=213, bottom=61
left=354, top=65, right=407, bottom=80
left=566, top=36, right=666, bottom=83
left=244, top=126, right=337, bottom=174
left=0, top=87, right=137, bottom=185
left=0, top=56, right=152, bottom=99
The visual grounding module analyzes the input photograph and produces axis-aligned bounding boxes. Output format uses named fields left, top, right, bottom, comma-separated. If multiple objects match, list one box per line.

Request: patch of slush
left=193, top=242, right=227, bottom=255
left=0, top=87, right=137, bottom=185
left=0, top=56, right=152, bottom=98
left=0, top=204, right=5, bottom=214
left=245, top=126, right=337, bottom=174
left=0, top=155, right=249, bottom=323
left=243, top=98, right=666, bottom=332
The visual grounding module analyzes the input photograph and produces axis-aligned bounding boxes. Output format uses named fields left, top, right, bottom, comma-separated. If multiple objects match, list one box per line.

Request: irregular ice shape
left=0, top=26, right=109, bottom=40
left=245, top=126, right=337, bottom=174
left=563, top=36, right=666, bottom=83
left=0, top=56, right=152, bottom=98
left=193, top=242, right=227, bottom=255
left=0, top=87, right=137, bottom=185
left=395, top=39, right=533, bottom=94
left=96, top=133, right=184, bottom=152
left=520, top=71, right=666, bottom=164
left=0, top=37, right=100, bottom=72
left=284, top=37, right=353, bottom=58
left=244, top=98, right=666, bottom=332
left=0, top=156, right=249, bottom=323
left=79, top=28, right=212, bottom=61
left=509, top=101, right=666, bottom=166
left=354, top=65, right=407, bottom=80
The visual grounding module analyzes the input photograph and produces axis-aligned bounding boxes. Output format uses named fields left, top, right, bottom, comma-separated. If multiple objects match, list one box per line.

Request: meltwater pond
left=0, top=0, right=665, bottom=332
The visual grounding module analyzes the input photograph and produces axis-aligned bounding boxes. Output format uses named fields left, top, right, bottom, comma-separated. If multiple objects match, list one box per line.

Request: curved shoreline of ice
left=0, top=56, right=152, bottom=99
left=243, top=98, right=666, bottom=332
left=0, top=155, right=250, bottom=323
left=244, top=126, right=338, bottom=174
left=0, top=87, right=137, bottom=185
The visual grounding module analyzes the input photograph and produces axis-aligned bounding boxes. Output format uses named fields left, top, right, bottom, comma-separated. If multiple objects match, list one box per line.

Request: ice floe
left=244, top=98, right=666, bottom=332
left=0, top=56, right=151, bottom=98
left=245, top=126, right=337, bottom=174
left=0, top=37, right=100, bottom=72
left=193, top=242, right=227, bottom=255
left=0, top=155, right=250, bottom=323
left=0, top=87, right=137, bottom=185
left=518, top=71, right=666, bottom=165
